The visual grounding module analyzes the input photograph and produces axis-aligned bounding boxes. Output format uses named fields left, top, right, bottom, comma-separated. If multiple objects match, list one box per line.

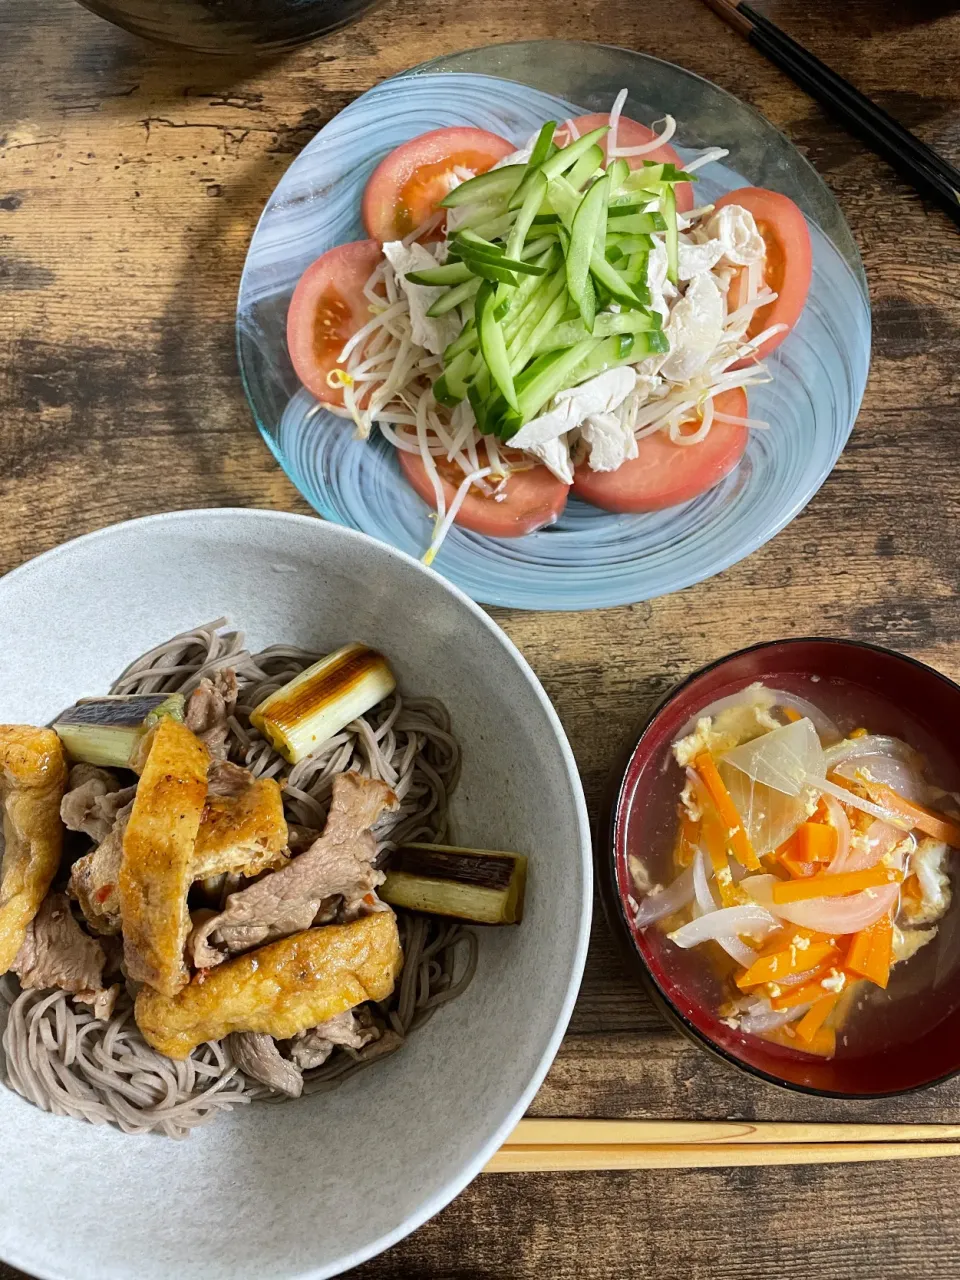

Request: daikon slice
left=722, top=717, right=824, bottom=796
left=718, top=766, right=813, bottom=856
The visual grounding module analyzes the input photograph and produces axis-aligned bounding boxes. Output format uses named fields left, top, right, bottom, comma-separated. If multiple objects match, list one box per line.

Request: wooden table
left=2, top=0, right=960, bottom=1274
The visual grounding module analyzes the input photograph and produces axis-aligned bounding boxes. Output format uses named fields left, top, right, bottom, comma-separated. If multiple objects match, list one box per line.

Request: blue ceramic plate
left=237, top=41, right=870, bottom=611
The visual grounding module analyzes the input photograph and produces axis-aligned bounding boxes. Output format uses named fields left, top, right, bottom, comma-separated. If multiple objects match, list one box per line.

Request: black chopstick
left=702, top=0, right=960, bottom=227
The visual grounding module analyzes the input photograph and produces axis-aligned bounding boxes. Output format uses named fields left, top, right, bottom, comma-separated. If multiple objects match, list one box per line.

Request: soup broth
left=626, top=672, right=960, bottom=1062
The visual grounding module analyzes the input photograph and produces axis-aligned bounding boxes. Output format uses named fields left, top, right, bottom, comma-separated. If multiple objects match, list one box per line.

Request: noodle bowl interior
left=0, top=621, right=527, bottom=1138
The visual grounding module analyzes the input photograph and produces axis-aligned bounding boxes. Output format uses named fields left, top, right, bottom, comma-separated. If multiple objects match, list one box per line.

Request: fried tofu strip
left=191, top=776, right=288, bottom=881
left=135, top=911, right=402, bottom=1059
left=119, top=719, right=210, bottom=996
left=0, top=727, right=68, bottom=974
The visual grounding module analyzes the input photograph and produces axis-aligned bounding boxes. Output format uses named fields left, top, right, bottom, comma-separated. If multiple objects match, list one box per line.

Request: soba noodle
left=0, top=621, right=477, bottom=1138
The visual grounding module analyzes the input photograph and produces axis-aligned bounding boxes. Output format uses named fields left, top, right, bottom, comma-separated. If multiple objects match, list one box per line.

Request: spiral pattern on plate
left=237, top=52, right=870, bottom=610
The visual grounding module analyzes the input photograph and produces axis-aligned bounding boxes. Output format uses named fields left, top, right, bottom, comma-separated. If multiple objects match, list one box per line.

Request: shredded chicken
left=185, top=671, right=239, bottom=761
left=187, top=772, right=398, bottom=968
left=60, top=765, right=136, bottom=844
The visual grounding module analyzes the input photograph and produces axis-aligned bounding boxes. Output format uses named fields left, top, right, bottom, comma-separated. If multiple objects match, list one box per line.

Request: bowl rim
left=600, top=635, right=960, bottom=1100
left=0, top=507, right=594, bottom=1280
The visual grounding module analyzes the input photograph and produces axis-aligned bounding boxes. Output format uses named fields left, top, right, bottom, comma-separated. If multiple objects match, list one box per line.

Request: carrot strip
left=700, top=809, right=740, bottom=906
left=795, top=994, right=839, bottom=1043
left=796, top=823, right=838, bottom=862
left=864, top=782, right=960, bottom=848
left=675, top=812, right=699, bottom=868
left=770, top=973, right=833, bottom=1009
left=771, top=865, right=901, bottom=904
left=754, top=924, right=822, bottom=958
left=761, top=1024, right=836, bottom=1058
left=846, top=915, right=893, bottom=989
left=736, top=940, right=837, bottom=989
left=693, top=752, right=759, bottom=870
left=778, top=850, right=818, bottom=879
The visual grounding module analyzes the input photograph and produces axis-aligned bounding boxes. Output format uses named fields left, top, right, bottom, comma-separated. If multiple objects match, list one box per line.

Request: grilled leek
left=53, top=694, right=185, bottom=769
left=250, top=644, right=395, bottom=764
left=380, top=843, right=527, bottom=925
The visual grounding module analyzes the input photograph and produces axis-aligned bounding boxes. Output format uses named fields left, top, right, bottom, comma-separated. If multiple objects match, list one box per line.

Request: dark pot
left=75, top=0, right=382, bottom=53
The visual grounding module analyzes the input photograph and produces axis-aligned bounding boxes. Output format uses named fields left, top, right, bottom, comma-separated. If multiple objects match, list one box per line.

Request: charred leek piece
left=53, top=694, right=185, bottom=768
left=381, top=843, right=527, bottom=925
left=250, top=643, right=395, bottom=764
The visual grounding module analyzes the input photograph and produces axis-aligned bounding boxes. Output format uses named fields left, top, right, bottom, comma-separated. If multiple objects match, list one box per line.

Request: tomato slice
left=286, top=239, right=382, bottom=408
left=572, top=387, right=749, bottom=514
left=398, top=446, right=568, bottom=538
left=715, top=188, right=812, bottom=365
left=555, top=113, right=694, bottom=213
left=362, top=127, right=516, bottom=243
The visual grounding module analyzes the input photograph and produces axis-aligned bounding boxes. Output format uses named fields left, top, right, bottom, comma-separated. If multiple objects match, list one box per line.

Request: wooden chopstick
left=699, top=0, right=960, bottom=227
left=481, top=1120, right=960, bottom=1172
left=506, top=1118, right=960, bottom=1146
left=486, top=1141, right=960, bottom=1173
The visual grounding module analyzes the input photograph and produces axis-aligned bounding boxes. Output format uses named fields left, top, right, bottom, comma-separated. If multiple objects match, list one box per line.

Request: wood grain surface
left=2, top=0, right=960, bottom=1275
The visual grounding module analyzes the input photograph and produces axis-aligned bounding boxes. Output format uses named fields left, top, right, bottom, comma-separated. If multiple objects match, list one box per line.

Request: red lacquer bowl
left=597, top=638, right=960, bottom=1097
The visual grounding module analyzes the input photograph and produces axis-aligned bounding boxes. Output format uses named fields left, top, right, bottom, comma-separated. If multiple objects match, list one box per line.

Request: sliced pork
left=67, top=800, right=134, bottom=935
left=288, top=1009, right=379, bottom=1070
left=187, top=772, right=398, bottom=968
left=13, top=891, right=106, bottom=998
left=229, top=1032, right=303, bottom=1098
left=60, top=764, right=136, bottom=844
left=185, top=670, right=239, bottom=761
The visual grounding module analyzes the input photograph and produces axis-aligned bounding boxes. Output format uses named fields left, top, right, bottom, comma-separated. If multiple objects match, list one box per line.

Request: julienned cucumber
left=476, top=284, right=518, bottom=412
left=663, top=184, right=679, bottom=286
left=440, top=164, right=526, bottom=209
left=407, top=262, right=474, bottom=287
left=426, top=276, right=482, bottom=318
left=403, top=112, right=686, bottom=435
left=567, top=174, right=609, bottom=329
left=506, top=333, right=635, bottom=430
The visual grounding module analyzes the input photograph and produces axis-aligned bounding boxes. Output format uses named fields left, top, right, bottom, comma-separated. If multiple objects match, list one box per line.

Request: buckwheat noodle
left=0, top=621, right=477, bottom=1138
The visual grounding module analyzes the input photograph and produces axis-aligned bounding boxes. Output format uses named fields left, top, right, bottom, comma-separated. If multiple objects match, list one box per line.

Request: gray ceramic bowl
left=0, top=509, right=591, bottom=1280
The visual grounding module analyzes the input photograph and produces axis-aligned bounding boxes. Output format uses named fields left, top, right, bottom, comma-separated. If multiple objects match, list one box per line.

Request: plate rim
left=235, top=44, right=872, bottom=612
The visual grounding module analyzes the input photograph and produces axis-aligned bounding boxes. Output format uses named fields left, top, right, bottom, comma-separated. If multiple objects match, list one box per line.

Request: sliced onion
left=833, top=754, right=927, bottom=804
left=740, top=1003, right=809, bottom=1034
left=691, top=850, right=717, bottom=917
left=824, top=734, right=918, bottom=768
left=817, top=776, right=912, bottom=829
left=822, top=792, right=852, bottom=874
left=742, top=872, right=899, bottom=934
left=764, top=690, right=841, bottom=743
left=829, top=818, right=903, bottom=875
left=692, top=851, right=758, bottom=965
left=668, top=903, right=779, bottom=949
left=633, top=865, right=694, bottom=927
